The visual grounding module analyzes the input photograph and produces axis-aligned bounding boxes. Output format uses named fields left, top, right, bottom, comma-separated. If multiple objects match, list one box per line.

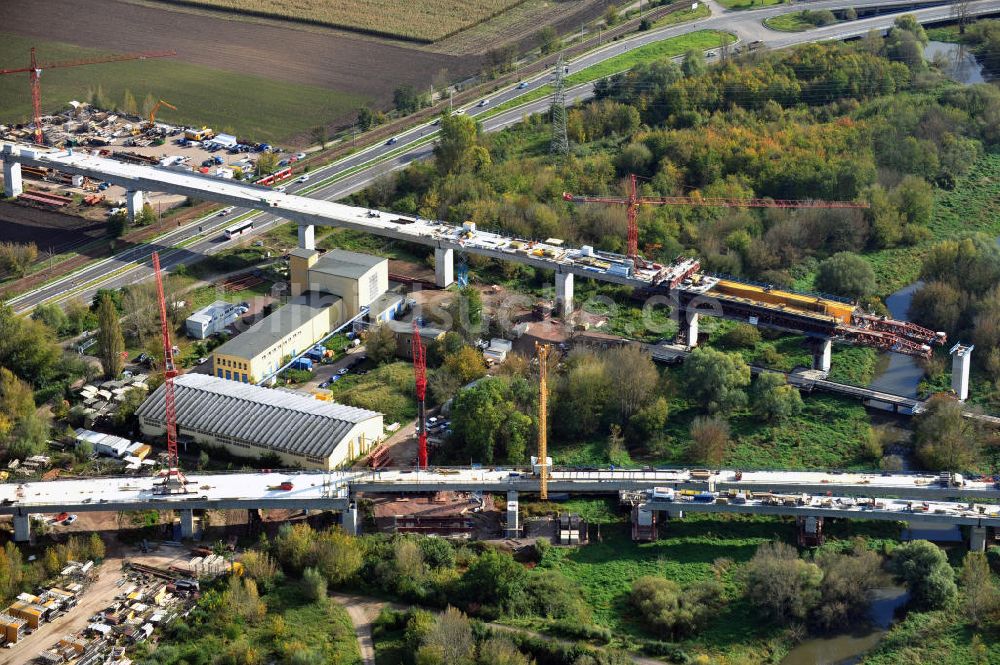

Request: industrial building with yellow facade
left=211, top=248, right=388, bottom=383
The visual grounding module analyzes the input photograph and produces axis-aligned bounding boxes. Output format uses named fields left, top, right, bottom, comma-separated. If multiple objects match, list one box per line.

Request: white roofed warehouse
left=136, top=374, right=383, bottom=470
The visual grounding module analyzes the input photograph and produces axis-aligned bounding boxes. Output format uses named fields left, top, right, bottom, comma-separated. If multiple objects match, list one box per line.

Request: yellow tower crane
left=536, top=342, right=549, bottom=500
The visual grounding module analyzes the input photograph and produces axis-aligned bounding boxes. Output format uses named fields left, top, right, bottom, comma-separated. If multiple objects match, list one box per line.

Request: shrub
left=630, top=576, right=722, bottom=639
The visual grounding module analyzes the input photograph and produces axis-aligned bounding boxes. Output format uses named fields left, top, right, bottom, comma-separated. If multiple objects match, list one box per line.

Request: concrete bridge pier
left=435, top=247, right=454, bottom=288
left=506, top=490, right=520, bottom=537
left=340, top=503, right=359, bottom=536
left=179, top=509, right=196, bottom=540
left=951, top=343, right=974, bottom=401
left=298, top=223, right=316, bottom=251
left=13, top=511, right=30, bottom=543
left=813, top=337, right=832, bottom=374
left=2, top=157, right=23, bottom=198
left=125, top=190, right=145, bottom=223
left=555, top=271, right=574, bottom=318
left=970, top=525, right=988, bottom=552
left=685, top=312, right=700, bottom=348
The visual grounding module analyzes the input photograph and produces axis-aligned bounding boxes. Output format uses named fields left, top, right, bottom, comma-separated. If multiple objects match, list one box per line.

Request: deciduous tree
left=96, top=292, right=125, bottom=379
left=684, top=347, right=750, bottom=414
left=815, top=252, right=876, bottom=300
left=891, top=539, right=957, bottom=609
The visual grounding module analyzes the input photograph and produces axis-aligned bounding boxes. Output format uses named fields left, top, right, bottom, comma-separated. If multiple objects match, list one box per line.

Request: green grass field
left=0, top=32, right=367, bottom=144
left=716, top=0, right=786, bottom=9
left=653, top=2, right=712, bottom=27
left=564, top=30, right=736, bottom=85
left=481, top=30, right=734, bottom=120
left=763, top=11, right=821, bottom=31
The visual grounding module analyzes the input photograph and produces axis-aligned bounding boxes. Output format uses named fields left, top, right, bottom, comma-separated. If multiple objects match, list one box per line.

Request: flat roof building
left=387, top=320, right=446, bottom=360
left=185, top=300, right=239, bottom=339
left=290, top=248, right=388, bottom=315
left=136, top=373, right=382, bottom=469
left=211, top=292, right=343, bottom=383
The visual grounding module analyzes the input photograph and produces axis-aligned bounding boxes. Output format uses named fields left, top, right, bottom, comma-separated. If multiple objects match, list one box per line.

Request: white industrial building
left=186, top=300, right=240, bottom=339
left=136, top=374, right=383, bottom=469
left=73, top=428, right=149, bottom=460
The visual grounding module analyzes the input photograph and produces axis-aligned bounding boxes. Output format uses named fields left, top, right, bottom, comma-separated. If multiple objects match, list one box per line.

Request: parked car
left=196, top=357, right=208, bottom=365
left=54, top=512, right=69, bottom=523
left=338, top=368, right=349, bottom=375
left=295, top=152, right=307, bottom=160
left=64, top=514, right=77, bottom=525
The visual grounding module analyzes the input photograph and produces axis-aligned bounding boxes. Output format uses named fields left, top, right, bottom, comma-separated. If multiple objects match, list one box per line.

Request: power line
left=550, top=55, right=569, bottom=156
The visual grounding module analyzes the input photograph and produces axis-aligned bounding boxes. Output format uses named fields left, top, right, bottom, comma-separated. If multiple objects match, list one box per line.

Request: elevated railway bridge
left=2, top=467, right=1000, bottom=550
left=1, top=143, right=953, bottom=378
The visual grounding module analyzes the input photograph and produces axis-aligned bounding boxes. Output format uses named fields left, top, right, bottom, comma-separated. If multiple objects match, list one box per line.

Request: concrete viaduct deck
left=3, top=467, right=1000, bottom=543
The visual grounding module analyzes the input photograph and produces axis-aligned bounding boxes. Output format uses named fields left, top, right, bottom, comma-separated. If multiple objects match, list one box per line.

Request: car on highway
left=517, top=81, right=529, bottom=89
left=218, top=207, right=234, bottom=216
left=478, top=99, right=490, bottom=107
left=386, top=137, right=398, bottom=145
left=431, top=118, right=441, bottom=126
left=297, top=175, right=310, bottom=183
left=453, top=108, right=465, bottom=115
left=274, top=185, right=287, bottom=192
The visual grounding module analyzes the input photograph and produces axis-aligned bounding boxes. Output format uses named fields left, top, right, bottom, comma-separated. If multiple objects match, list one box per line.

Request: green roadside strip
left=478, top=29, right=736, bottom=122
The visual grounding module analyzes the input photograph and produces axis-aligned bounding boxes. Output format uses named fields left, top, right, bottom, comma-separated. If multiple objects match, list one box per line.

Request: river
left=779, top=587, right=910, bottom=665
left=865, top=41, right=991, bottom=399
left=924, top=40, right=992, bottom=85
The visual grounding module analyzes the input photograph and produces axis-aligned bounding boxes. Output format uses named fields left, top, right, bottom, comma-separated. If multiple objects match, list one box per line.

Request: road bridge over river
left=3, top=467, right=1000, bottom=548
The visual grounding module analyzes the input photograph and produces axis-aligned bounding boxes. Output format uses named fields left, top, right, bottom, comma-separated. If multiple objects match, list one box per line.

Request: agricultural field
left=3, top=0, right=465, bottom=138
left=0, top=32, right=367, bottom=144
left=153, top=0, right=527, bottom=42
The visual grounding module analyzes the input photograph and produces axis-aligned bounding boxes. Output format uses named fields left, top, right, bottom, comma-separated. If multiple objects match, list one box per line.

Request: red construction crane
left=412, top=320, right=428, bottom=469
left=0, top=47, right=176, bottom=144
left=563, top=174, right=869, bottom=263
left=152, top=251, right=187, bottom=492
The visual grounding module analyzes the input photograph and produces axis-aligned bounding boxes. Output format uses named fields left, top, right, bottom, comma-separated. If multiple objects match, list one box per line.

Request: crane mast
left=0, top=47, right=175, bottom=144
left=412, top=320, right=428, bottom=469
left=536, top=343, right=549, bottom=500
left=152, top=252, right=188, bottom=493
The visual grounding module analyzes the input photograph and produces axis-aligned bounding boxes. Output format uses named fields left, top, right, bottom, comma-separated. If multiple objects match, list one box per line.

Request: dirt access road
left=330, top=592, right=666, bottom=665
left=3, top=0, right=467, bottom=107
left=0, top=546, right=124, bottom=665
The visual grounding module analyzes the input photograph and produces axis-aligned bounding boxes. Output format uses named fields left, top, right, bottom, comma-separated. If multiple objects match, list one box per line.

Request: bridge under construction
left=2, top=467, right=999, bottom=551
left=1, top=143, right=957, bottom=379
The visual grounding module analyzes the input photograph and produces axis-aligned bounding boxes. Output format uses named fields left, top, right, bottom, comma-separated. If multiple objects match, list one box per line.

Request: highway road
left=5, top=0, right=999, bottom=313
